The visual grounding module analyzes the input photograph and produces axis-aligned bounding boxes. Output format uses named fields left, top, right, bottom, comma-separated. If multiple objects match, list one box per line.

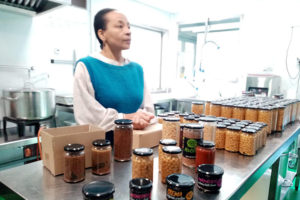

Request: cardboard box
left=41, top=125, right=105, bottom=176
left=132, top=123, right=162, bottom=149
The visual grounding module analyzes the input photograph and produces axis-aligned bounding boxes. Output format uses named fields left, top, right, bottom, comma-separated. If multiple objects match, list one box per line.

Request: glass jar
left=276, top=105, right=286, bottom=131
left=196, top=141, right=216, bottom=170
left=225, top=126, right=241, bottom=152
left=247, top=125, right=262, bottom=150
left=197, top=164, right=224, bottom=193
left=162, top=117, right=180, bottom=144
left=159, top=139, right=177, bottom=172
left=161, top=146, right=182, bottom=184
left=130, top=178, right=152, bottom=200
left=205, top=101, right=211, bottom=115
left=166, top=174, right=195, bottom=200
left=215, top=123, right=227, bottom=149
left=257, top=107, right=272, bottom=134
left=220, top=104, right=233, bottom=119
left=92, top=139, right=111, bottom=175
left=114, top=119, right=133, bottom=161
left=297, top=101, right=300, bottom=121
left=192, top=102, right=204, bottom=115
left=232, top=105, right=245, bottom=120
left=210, top=102, right=221, bottom=117
left=255, top=122, right=268, bottom=146
left=292, top=101, right=297, bottom=122
left=64, top=143, right=85, bottom=183
left=179, top=124, right=185, bottom=148
left=239, top=128, right=257, bottom=156
left=183, top=115, right=196, bottom=124
left=245, top=106, right=258, bottom=122
left=132, top=148, right=154, bottom=181
left=157, top=113, right=168, bottom=124
left=82, top=181, right=115, bottom=200
left=179, top=113, right=189, bottom=123
left=182, top=123, right=204, bottom=168
left=198, top=117, right=217, bottom=143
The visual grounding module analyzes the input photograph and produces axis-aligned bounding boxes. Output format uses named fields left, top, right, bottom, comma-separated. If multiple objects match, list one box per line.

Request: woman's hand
left=124, top=110, right=155, bottom=130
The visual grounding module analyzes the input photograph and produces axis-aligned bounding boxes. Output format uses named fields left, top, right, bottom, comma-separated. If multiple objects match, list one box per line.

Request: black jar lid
left=197, top=164, right=224, bottom=176
left=246, top=125, right=261, bottom=130
left=241, top=120, right=253, bottom=124
left=170, top=110, right=180, bottom=114
left=64, top=143, right=85, bottom=152
left=241, top=128, right=256, bottom=134
left=192, top=101, right=204, bottom=105
left=229, top=118, right=240, bottom=122
left=217, top=117, right=227, bottom=120
left=166, top=174, right=195, bottom=189
left=129, top=178, right=152, bottom=193
left=184, top=123, right=204, bottom=129
left=133, top=148, right=153, bottom=156
left=214, top=118, right=223, bottom=122
left=255, top=122, right=267, bottom=127
left=227, top=126, right=241, bottom=131
left=162, top=146, right=182, bottom=154
left=180, top=123, right=186, bottom=128
left=222, top=122, right=232, bottom=126
left=164, top=117, right=180, bottom=122
left=179, top=113, right=189, bottom=117
left=93, top=139, right=111, bottom=147
left=183, top=116, right=195, bottom=120
left=234, top=123, right=245, bottom=128
left=239, top=121, right=249, bottom=126
left=82, top=181, right=115, bottom=199
left=114, top=119, right=133, bottom=125
left=158, top=113, right=168, bottom=117
left=199, top=117, right=217, bottom=122
left=159, top=139, right=177, bottom=146
left=193, top=114, right=200, bottom=119
left=199, top=141, right=215, bottom=148
left=217, top=123, right=227, bottom=128
left=211, top=101, right=222, bottom=105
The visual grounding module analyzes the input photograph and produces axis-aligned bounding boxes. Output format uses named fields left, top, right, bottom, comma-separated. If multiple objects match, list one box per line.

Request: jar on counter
left=182, top=123, right=204, bottom=168
left=205, top=101, right=211, bottom=115
left=271, top=106, right=278, bottom=133
left=247, top=124, right=262, bottom=150
left=183, top=115, right=196, bottom=124
left=245, top=106, right=258, bottom=122
left=196, top=141, right=216, bottom=170
left=92, top=139, right=111, bottom=175
left=276, top=105, right=286, bottom=132
left=215, top=123, right=227, bottom=149
left=132, top=148, right=154, bottom=181
left=64, top=143, right=85, bottom=183
left=198, top=117, right=217, bottom=143
left=225, top=126, right=241, bottom=152
left=161, top=146, right=182, bottom=184
left=159, top=139, right=177, bottom=172
left=114, top=119, right=133, bottom=162
left=157, top=113, right=168, bottom=124
left=82, top=181, right=115, bottom=200
left=166, top=174, right=195, bottom=200
left=291, top=101, right=298, bottom=122
left=255, top=122, right=268, bottom=146
left=220, top=104, right=233, bottom=119
left=179, top=113, right=189, bottom=123
left=197, top=164, right=224, bottom=193
left=192, top=101, right=204, bottom=115
left=210, top=102, right=221, bottom=117
left=297, top=100, right=300, bottom=121
left=232, top=104, right=245, bottom=120
left=129, top=178, right=152, bottom=200
left=257, top=107, right=272, bottom=135
left=239, top=128, right=257, bottom=156
left=179, top=124, right=185, bottom=148
left=162, top=117, right=180, bottom=144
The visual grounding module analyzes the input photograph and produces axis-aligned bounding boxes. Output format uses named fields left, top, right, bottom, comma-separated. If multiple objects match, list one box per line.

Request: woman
left=73, top=8, right=155, bottom=137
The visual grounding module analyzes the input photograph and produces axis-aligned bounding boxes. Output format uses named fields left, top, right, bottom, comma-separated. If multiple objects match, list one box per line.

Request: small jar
left=114, top=119, right=133, bottom=162
left=166, top=174, right=195, bottom=200
left=210, top=102, right=221, bottom=117
left=182, top=123, right=204, bottom=168
left=179, top=113, right=189, bottom=123
left=257, top=107, right=272, bottom=134
left=276, top=105, right=286, bottom=131
left=132, top=148, right=154, bottom=181
left=220, top=104, right=233, bottom=118
left=197, top=164, right=224, bottom=193
left=239, top=128, right=257, bottom=156
left=205, top=101, right=211, bottom=115
left=215, top=123, right=227, bottom=149
left=196, top=141, right=216, bottom=170
left=232, top=105, right=245, bottom=120
left=157, top=113, right=168, bottom=124
left=225, top=126, right=241, bottom=152
left=92, top=139, right=111, bottom=175
left=64, top=143, right=85, bottom=183
left=82, top=181, right=115, bottom=200
left=198, top=117, right=217, bottom=143
left=183, top=115, right=195, bottom=124
left=129, top=178, right=152, bottom=200
left=162, top=117, right=180, bottom=143
left=245, top=106, right=258, bottom=122
left=192, top=101, right=204, bottom=115
left=159, top=139, right=177, bottom=172
left=161, top=146, right=182, bottom=184
left=179, top=124, right=185, bottom=148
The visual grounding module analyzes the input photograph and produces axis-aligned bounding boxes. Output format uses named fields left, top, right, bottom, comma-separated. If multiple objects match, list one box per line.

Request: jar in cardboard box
left=132, top=148, right=154, bottom=181
left=92, top=139, right=111, bottom=176
left=192, top=101, right=204, bottom=115
left=159, top=139, right=177, bottom=172
left=162, top=117, right=180, bottom=143
left=161, top=146, right=182, bottom=184
left=198, top=117, right=217, bottom=143
left=239, top=128, right=257, bottom=156
left=114, top=119, right=133, bottom=161
left=225, top=126, right=241, bottom=152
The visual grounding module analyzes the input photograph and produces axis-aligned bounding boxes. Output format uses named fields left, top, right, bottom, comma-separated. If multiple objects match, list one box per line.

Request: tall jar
left=257, top=107, right=272, bottom=134
left=159, top=139, right=177, bottom=172
left=245, top=106, right=258, bottom=122
left=132, top=148, right=154, bottom=181
left=179, top=113, right=189, bottom=123
left=162, top=117, right=180, bottom=144
left=271, top=106, right=278, bottom=133
left=277, top=105, right=286, bottom=131
left=232, top=105, right=245, bottom=120
left=64, top=143, right=85, bottom=183
left=192, top=102, right=204, bottom=115
left=205, top=101, right=211, bottom=115
left=92, top=139, right=111, bottom=175
left=182, top=123, right=204, bottom=168
left=255, top=122, right=268, bottom=146
left=215, top=123, right=227, bottom=149
left=183, top=115, right=195, bottom=124
left=114, top=119, right=133, bottom=162
left=157, top=113, right=168, bottom=124
left=239, top=128, right=257, bottom=156
left=196, top=141, right=216, bottom=170
left=161, top=146, right=182, bottom=184
left=220, top=104, right=233, bottom=118
left=210, top=102, right=221, bottom=117
left=247, top=125, right=261, bottom=150
left=198, top=117, right=217, bottom=143
left=225, top=126, right=241, bottom=152
left=292, top=101, right=297, bottom=122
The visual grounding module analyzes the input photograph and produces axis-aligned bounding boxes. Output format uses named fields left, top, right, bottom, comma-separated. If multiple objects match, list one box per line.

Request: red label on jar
left=130, top=192, right=151, bottom=200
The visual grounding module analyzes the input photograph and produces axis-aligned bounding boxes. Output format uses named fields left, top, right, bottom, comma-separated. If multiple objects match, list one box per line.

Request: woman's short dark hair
left=94, top=8, right=116, bottom=49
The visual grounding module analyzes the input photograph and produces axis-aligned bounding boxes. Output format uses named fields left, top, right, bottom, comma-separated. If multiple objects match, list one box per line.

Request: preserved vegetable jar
left=192, top=101, right=204, bottom=115
left=220, top=104, right=233, bottom=118
left=82, top=181, right=115, bottom=200
left=166, top=174, right=195, bottom=200
left=157, top=113, right=168, bottom=124
left=239, top=129, right=257, bottom=156
left=276, top=105, right=285, bottom=131
left=247, top=125, right=261, bottom=149
left=182, top=123, right=204, bottom=168
left=159, top=139, right=177, bottom=172
left=215, top=123, right=227, bottom=149
left=198, top=117, right=217, bottom=142
left=271, top=106, right=278, bottom=133
left=179, top=113, right=189, bottom=123
left=114, top=119, right=133, bottom=161
left=210, top=102, right=221, bottom=117
left=162, top=117, right=180, bottom=143
left=205, top=101, right=211, bottom=115
left=245, top=106, right=258, bottom=122
left=132, top=148, right=154, bottom=181
left=183, top=115, right=195, bottom=123
left=255, top=122, right=267, bottom=146
left=196, top=141, right=216, bottom=169
left=130, top=178, right=152, bottom=200
left=232, top=104, right=245, bottom=120
left=225, top=126, right=241, bottom=152
left=161, top=146, right=182, bottom=184
left=64, top=143, right=85, bottom=183
left=257, top=107, right=272, bottom=134
left=92, top=139, right=111, bottom=175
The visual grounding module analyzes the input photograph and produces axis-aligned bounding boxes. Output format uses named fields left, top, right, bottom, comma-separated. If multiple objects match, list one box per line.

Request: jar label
left=130, top=192, right=151, bottom=200
left=183, top=137, right=201, bottom=158
left=166, top=188, right=193, bottom=200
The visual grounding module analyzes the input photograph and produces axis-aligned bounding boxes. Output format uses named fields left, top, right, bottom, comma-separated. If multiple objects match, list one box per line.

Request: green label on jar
left=183, top=137, right=201, bottom=158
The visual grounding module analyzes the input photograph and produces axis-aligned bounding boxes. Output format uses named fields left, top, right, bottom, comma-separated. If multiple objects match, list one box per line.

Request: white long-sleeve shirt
left=73, top=53, right=154, bottom=132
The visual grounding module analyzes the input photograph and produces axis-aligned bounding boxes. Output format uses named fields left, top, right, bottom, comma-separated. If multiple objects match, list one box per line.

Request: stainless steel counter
left=0, top=122, right=300, bottom=200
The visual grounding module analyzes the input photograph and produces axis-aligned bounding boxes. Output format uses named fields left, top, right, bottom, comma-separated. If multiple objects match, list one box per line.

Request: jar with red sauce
left=195, top=141, right=215, bottom=172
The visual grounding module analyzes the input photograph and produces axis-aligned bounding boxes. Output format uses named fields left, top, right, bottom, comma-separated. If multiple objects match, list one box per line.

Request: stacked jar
left=64, top=144, right=85, bottom=183
left=271, top=106, right=278, bottom=133
left=297, top=100, right=300, bottom=121
left=205, top=101, right=211, bottom=115
left=162, top=117, right=180, bottom=144
left=210, top=102, right=221, bottom=117
left=159, top=139, right=177, bottom=172
left=161, top=146, right=182, bottom=184
left=220, top=104, right=233, bottom=118
left=114, top=119, right=133, bottom=161
left=215, top=123, right=227, bottom=149
left=132, top=148, right=154, bottom=181
left=239, top=128, right=257, bottom=156
left=179, top=113, right=189, bottom=123
left=225, top=126, right=241, bottom=152
left=183, top=115, right=195, bottom=124
left=92, top=139, right=111, bottom=175
left=182, top=123, right=204, bottom=168
left=192, top=102, right=204, bottom=115
left=276, top=105, right=286, bottom=131
left=198, top=117, right=217, bottom=143
left=157, top=113, right=168, bottom=124
left=248, top=124, right=263, bottom=149
left=245, top=105, right=258, bottom=122
left=257, top=107, right=272, bottom=134
left=232, top=104, right=245, bottom=120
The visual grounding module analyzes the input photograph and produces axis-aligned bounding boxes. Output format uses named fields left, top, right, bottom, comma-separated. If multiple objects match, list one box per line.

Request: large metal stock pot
left=2, top=88, right=55, bottom=120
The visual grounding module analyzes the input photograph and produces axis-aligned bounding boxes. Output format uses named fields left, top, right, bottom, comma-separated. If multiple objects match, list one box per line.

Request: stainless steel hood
left=0, top=0, right=71, bottom=16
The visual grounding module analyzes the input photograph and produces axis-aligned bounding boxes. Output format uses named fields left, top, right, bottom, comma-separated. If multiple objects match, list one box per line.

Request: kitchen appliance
left=245, top=74, right=281, bottom=97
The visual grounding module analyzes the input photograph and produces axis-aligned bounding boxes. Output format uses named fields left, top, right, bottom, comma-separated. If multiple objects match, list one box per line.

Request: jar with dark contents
left=196, top=141, right=216, bottom=170
left=114, top=119, right=133, bottom=162
left=130, top=178, right=152, bottom=200
left=161, top=146, right=182, bottom=184
left=197, top=164, right=224, bottom=193
left=166, top=174, right=195, bottom=200
left=132, top=148, right=154, bottom=181
left=159, top=139, right=177, bottom=172
left=82, top=181, right=115, bottom=200
left=92, top=139, right=111, bottom=175
left=64, top=143, right=85, bottom=183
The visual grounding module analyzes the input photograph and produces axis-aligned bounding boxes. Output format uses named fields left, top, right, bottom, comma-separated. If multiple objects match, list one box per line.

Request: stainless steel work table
left=0, top=122, right=300, bottom=200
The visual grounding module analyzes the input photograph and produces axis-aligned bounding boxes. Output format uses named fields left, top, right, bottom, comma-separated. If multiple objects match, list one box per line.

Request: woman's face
left=99, top=11, right=131, bottom=51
